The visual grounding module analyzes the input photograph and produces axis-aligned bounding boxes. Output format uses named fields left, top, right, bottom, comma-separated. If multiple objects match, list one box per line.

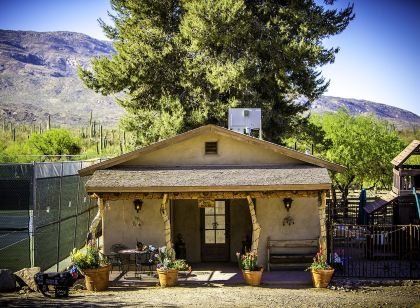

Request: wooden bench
left=266, top=237, right=319, bottom=271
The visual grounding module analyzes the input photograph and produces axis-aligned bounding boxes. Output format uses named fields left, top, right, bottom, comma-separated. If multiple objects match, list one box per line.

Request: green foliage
left=71, top=245, right=107, bottom=270
left=1, top=142, right=35, bottom=163
left=173, top=259, right=190, bottom=271
left=155, top=246, right=189, bottom=271
left=236, top=251, right=259, bottom=271
left=27, top=128, right=81, bottom=157
left=399, top=126, right=420, bottom=145
left=0, top=126, right=82, bottom=162
left=306, top=247, right=331, bottom=271
left=283, top=118, right=332, bottom=155
left=312, top=109, right=404, bottom=197
left=0, top=115, right=134, bottom=162
left=79, top=0, right=354, bottom=146
left=404, top=155, right=420, bottom=165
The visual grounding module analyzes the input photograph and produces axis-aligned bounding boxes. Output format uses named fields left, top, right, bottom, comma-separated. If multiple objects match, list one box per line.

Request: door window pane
left=205, top=230, right=215, bottom=244
left=215, top=201, right=225, bottom=214
left=205, top=215, right=216, bottom=229
left=205, top=207, right=215, bottom=215
left=215, top=230, right=225, bottom=244
left=215, top=215, right=225, bottom=229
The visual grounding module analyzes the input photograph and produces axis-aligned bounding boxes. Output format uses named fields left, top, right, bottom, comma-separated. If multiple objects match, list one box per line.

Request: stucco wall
left=103, top=199, right=166, bottom=254
left=121, top=132, right=303, bottom=167
left=256, top=197, right=320, bottom=267
left=102, top=197, right=320, bottom=267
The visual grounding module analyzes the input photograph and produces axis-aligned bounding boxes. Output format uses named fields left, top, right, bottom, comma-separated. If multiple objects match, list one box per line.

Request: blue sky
left=0, top=0, right=418, bottom=115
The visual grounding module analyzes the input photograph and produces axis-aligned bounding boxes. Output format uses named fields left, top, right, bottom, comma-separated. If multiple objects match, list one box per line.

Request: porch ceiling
left=85, top=165, right=331, bottom=193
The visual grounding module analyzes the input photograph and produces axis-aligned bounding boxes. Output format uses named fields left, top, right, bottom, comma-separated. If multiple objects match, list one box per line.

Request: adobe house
left=365, top=140, right=420, bottom=224
left=79, top=125, right=345, bottom=267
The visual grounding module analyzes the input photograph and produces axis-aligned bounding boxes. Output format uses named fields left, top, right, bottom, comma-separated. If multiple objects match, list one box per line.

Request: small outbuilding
left=79, top=125, right=345, bottom=268
left=365, top=140, right=420, bottom=225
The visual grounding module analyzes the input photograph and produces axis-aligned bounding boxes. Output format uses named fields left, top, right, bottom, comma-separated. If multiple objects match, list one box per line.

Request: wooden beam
left=88, top=197, right=104, bottom=244
left=98, top=190, right=320, bottom=201
left=86, top=183, right=331, bottom=193
left=160, top=193, right=174, bottom=255
left=318, top=191, right=327, bottom=258
left=246, top=195, right=261, bottom=253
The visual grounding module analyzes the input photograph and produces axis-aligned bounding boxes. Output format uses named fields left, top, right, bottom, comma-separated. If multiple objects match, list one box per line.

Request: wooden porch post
left=246, top=195, right=261, bottom=253
left=318, top=191, right=327, bottom=258
left=89, top=196, right=104, bottom=244
left=160, top=193, right=174, bottom=255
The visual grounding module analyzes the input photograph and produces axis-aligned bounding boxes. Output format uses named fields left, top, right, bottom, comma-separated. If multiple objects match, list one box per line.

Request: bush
left=70, top=245, right=107, bottom=270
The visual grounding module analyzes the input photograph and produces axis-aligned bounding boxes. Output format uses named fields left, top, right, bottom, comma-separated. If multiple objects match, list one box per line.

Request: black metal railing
left=327, top=198, right=395, bottom=225
left=329, top=224, right=420, bottom=278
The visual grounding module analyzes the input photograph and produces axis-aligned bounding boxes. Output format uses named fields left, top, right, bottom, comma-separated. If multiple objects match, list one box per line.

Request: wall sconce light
left=283, top=198, right=293, bottom=212
left=133, top=199, right=143, bottom=213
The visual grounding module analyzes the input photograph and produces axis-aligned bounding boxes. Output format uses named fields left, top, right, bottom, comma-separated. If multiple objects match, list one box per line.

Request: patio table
left=118, top=249, right=148, bottom=278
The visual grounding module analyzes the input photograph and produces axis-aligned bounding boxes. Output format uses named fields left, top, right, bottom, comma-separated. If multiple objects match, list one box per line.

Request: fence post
left=56, top=162, right=63, bottom=271
left=409, top=224, right=413, bottom=278
left=73, top=161, right=82, bottom=249
left=30, top=162, right=36, bottom=268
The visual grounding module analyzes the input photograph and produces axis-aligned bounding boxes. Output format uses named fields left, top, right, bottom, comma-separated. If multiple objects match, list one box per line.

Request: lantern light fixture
left=283, top=198, right=293, bottom=212
left=133, top=199, right=143, bottom=212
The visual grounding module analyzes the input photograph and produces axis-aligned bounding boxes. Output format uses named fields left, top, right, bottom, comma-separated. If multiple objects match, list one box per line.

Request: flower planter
left=242, top=268, right=263, bottom=286
left=82, top=265, right=111, bottom=291
left=311, top=268, right=334, bottom=288
left=157, top=269, right=178, bottom=287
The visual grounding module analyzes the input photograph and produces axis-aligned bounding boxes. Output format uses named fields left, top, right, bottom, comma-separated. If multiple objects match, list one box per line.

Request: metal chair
left=135, top=251, right=155, bottom=277
left=101, top=252, right=123, bottom=273
left=110, top=243, right=129, bottom=272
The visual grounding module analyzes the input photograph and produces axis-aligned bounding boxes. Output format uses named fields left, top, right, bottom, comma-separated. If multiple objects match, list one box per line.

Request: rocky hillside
left=0, top=29, right=418, bottom=129
left=0, top=29, right=124, bottom=127
left=308, top=96, right=419, bottom=129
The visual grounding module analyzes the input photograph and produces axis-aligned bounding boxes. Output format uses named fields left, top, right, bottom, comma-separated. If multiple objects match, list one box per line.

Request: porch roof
left=85, top=165, right=331, bottom=193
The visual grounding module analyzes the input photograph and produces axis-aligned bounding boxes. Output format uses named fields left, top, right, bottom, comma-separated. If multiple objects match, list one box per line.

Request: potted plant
left=306, top=247, right=334, bottom=288
left=155, top=246, right=190, bottom=287
left=70, top=244, right=111, bottom=291
left=236, top=251, right=263, bottom=286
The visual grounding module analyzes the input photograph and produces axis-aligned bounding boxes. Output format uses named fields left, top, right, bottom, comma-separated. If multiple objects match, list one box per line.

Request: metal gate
left=328, top=224, right=420, bottom=278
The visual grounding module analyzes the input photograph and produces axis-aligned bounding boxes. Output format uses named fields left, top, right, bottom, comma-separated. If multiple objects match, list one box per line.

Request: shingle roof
left=85, top=165, right=331, bottom=193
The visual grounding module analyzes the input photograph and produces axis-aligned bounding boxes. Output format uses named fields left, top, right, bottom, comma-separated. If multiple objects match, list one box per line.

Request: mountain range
left=0, top=29, right=418, bottom=129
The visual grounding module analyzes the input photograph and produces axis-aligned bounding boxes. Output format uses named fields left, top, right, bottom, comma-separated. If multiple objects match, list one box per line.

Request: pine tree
left=79, top=0, right=354, bottom=146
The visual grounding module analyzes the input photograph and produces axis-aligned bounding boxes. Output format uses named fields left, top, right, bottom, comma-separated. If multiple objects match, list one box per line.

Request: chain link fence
left=0, top=161, right=102, bottom=272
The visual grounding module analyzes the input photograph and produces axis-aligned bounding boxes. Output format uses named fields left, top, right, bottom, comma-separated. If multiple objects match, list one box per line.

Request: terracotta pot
left=157, top=269, right=178, bottom=287
left=242, top=268, right=263, bottom=286
left=82, top=265, right=111, bottom=291
left=311, top=268, right=334, bottom=288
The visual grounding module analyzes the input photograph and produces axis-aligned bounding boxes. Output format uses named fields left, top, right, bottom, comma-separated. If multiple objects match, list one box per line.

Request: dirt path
left=1, top=283, right=419, bottom=307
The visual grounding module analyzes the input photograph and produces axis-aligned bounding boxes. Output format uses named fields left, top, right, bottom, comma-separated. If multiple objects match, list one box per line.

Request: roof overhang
left=85, top=166, right=332, bottom=194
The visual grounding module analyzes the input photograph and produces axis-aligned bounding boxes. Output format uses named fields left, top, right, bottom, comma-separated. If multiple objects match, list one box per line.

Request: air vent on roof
left=205, top=142, right=218, bottom=155
left=228, top=108, right=262, bottom=139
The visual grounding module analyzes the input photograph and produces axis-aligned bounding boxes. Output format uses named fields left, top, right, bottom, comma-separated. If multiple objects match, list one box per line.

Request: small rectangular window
left=205, top=142, right=218, bottom=155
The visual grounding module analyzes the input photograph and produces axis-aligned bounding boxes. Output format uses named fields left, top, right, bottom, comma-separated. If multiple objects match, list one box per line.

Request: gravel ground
left=1, top=282, right=419, bottom=307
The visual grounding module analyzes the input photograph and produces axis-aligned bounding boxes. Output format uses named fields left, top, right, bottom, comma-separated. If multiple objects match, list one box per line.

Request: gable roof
left=79, top=124, right=346, bottom=176
left=391, top=140, right=420, bottom=167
